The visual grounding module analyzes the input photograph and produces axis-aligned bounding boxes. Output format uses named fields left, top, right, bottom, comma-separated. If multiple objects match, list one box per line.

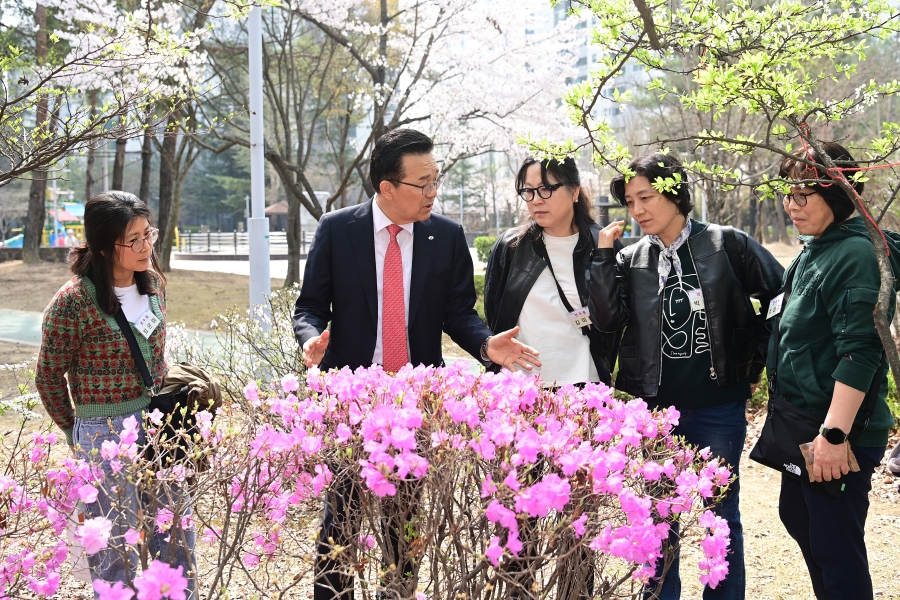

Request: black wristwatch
left=819, top=424, right=849, bottom=445
left=480, top=336, right=492, bottom=362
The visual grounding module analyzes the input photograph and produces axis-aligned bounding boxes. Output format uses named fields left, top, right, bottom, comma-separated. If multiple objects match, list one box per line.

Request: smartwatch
left=819, top=424, right=849, bottom=445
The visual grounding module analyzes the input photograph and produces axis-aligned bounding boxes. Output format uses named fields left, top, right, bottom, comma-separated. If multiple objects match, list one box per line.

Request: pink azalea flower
left=120, top=416, right=140, bottom=446
left=125, top=528, right=142, bottom=545
left=243, top=381, right=260, bottom=402
left=485, top=536, right=504, bottom=566
left=243, top=552, right=260, bottom=569
left=27, top=572, right=60, bottom=596
left=572, top=514, right=588, bottom=539
left=134, top=561, right=188, bottom=600
left=147, top=408, right=164, bottom=425
left=357, top=535, right=376, bottom=549
left=281, top=373, right=300, bottom=394
left=94, top=580, right=135, bottom=600
left=78, top=483, right=99, bottom=504
left=76, top=517, right=113, bottom=555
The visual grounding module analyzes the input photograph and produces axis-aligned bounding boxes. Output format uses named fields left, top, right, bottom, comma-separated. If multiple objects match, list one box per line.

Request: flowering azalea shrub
left=232, top=361, right=733, bottom=598
left=0, top=365, right=192, bottom=600
left=1, top=354, right=731, bottom=599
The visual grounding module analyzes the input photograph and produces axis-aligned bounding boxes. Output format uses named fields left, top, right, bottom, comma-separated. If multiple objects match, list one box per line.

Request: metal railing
left=175, top=230, right=312, bottom=255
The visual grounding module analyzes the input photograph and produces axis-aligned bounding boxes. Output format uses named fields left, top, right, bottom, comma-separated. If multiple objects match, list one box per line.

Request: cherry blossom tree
left=1, top=0, right=209, bottom=262
left=205, top=0, right=579, bottom=285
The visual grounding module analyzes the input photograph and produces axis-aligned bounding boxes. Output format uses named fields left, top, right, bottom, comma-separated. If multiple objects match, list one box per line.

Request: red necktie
left=382, top=224, right=408, bottom=373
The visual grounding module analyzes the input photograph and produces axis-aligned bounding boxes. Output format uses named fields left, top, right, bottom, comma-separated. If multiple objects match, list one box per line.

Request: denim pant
left=779, top=444, right=884, bottom=600
left=646, top=399, right=747, bottom=600
left=74, top=409, right=197, bottom=598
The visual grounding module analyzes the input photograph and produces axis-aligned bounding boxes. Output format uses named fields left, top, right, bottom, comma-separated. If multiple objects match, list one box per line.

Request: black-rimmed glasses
left=782, top=190, right=817, bottom=208
left=390, top=173, right=445, bottom=196
left=517, top=183, right=565, bottom=202
left=116, top=228, right=159, bottom=253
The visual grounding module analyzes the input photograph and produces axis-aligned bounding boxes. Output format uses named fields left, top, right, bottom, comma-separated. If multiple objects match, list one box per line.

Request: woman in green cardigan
left=35, top=191, right=196, bottom=596
left=771, top=142, right=897, bottom=600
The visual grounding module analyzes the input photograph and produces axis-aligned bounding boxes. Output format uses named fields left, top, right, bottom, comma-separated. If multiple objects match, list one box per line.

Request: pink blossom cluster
left=233, top=362, right=733, bottom=588
left=0, top=418, right=189, bottom=600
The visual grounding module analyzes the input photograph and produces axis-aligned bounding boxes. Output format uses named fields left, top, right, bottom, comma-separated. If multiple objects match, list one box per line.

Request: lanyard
left=533, top=236, right=590, bottom=336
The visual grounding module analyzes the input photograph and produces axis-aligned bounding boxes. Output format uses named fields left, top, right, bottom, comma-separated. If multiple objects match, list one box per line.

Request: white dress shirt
left=372, top=197, right=414, bottom=365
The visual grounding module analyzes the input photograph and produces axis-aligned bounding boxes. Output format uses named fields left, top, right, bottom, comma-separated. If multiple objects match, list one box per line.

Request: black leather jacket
left=589, top=223, right=784, bottom=398
left=484, top=224, right=621, bottom=384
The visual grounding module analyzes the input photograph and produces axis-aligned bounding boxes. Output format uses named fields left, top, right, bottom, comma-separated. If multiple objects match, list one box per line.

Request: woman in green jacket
left=771, top=142, right=897, bottom=600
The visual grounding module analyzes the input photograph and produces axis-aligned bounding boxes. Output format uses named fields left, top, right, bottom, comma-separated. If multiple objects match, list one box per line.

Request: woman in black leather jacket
left=593, top=153, right=784, bottom=600
left=484, top=157, right=620, bottom=387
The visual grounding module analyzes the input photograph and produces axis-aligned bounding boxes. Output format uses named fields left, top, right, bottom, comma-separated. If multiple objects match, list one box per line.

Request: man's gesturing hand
left=486, top=327, right=542, bottom=371
left=302, top=330, right=330, bottom=368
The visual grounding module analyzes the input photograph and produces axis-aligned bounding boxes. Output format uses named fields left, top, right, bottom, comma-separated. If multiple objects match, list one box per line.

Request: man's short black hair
left=610, top=152, right=694, bottom=216
left=369, top=129, right=434, bottom=192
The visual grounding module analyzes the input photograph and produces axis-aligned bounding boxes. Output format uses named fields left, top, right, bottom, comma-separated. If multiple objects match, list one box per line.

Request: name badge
left=687, top=289, right=704, bottom=311
left=569, top=307, right=592, bottom=329
left=767, top=293, right=785, bottom=320
left=134, top=309, right=161, bottom=339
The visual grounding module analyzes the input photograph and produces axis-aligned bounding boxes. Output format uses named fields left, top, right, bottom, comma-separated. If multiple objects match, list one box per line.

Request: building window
left=576, top=57, right=587, bottom=67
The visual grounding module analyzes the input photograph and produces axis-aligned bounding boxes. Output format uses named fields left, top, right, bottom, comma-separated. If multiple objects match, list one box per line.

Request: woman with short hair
left=35, top=191, right=196, bottom=595
left=591, top=152, right=784, bottom=599
left=770, top=142, right=896, bottom=600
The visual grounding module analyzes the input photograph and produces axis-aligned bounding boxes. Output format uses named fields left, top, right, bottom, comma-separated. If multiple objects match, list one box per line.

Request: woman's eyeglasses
left=517, top=183, right=564, bottom=202
left=782, top=190, right=817, bottom=208
left=117, top=228, right=159, bottom=253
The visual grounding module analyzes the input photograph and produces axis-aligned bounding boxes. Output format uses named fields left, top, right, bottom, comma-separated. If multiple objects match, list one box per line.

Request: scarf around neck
left=648, top=219, right=692, bottom=295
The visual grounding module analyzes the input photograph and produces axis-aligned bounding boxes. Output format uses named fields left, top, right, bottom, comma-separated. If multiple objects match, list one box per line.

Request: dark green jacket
left=766, top=216, right=898, bottom=447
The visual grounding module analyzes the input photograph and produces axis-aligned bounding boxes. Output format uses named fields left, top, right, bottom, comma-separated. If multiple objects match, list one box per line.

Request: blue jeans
left=646, top=399, right=747, bottom=600
left=74, top=409, right=197, bottom=598
left=779, top=444, right=884, bottom=600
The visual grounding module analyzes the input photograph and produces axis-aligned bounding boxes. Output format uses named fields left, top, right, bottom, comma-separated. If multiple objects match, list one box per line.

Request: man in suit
left=294, top=128, right=540, bottom=599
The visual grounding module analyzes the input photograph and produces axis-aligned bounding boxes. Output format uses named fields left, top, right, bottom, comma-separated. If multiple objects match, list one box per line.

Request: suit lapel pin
left=428, top=236, right=434, bottom=240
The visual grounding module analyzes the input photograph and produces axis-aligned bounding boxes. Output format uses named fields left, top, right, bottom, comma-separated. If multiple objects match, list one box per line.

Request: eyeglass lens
left=131, top=230, right=159, bottom=252
left=518, top=185, right=560, bottom=202
left=783, top=192, right=809, bottom=207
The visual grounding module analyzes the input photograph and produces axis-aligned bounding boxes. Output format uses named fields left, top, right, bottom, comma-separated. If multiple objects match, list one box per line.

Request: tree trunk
left=284, top=176, right=303, bottom=287
left=112, top=136, right=127, bottom=190
left=85, top=91, right=98, bottom=201
left=139, top=126, right=153, bottom=202
left=23, top=4, right=49, bottom=264
left=160, top=175, right=183, bottom=270
left=748, top=197, right=758, bottom=241
left=156, top=115, right=178, bottom=271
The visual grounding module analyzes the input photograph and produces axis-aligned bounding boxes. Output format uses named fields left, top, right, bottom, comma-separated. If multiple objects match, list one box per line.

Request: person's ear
left=572, top=186, right=580, bottom=203
left=379, top=179, right=396, bottom=199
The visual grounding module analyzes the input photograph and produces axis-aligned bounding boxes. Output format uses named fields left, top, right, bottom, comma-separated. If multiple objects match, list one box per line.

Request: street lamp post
left=248, top=4, right=271, bottom=316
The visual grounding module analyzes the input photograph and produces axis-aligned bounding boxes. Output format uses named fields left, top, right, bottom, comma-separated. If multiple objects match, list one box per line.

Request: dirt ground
left=0, top=260, right=283, bottom=329
left=3, top=252, right=900, bottom=598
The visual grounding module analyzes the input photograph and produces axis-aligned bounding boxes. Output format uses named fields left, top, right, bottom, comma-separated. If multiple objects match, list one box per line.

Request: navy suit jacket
left=293, top=199, right=492, bottom=371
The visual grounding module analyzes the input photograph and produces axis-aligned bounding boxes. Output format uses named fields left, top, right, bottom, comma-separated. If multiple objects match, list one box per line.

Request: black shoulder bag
left=748, top=263, right=885, bottom=498
left=113, top=310, right=194, bottom=467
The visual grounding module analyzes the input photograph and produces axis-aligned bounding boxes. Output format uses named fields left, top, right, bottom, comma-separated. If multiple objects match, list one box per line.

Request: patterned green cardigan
left=35, top=275, right=167, bottom=445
